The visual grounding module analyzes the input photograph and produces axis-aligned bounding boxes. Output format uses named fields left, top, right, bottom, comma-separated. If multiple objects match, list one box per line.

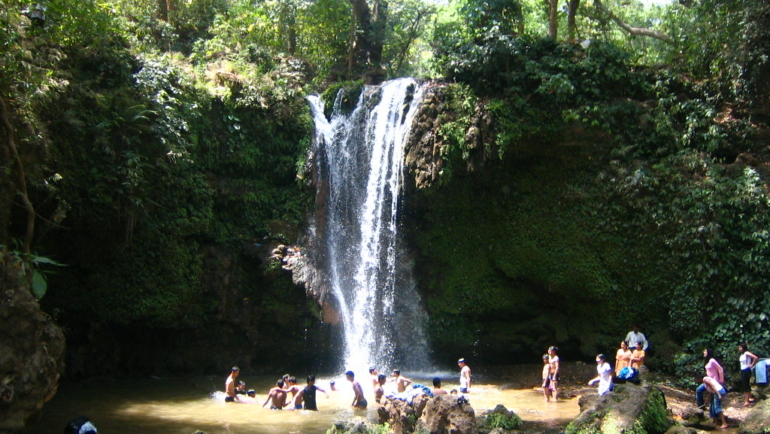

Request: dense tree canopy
left=0, top=0, right=768, bottom=383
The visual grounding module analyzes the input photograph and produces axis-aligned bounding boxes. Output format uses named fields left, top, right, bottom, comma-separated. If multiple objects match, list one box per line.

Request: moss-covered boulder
left=0, top=252, right=66, bottom=432
left=739, top=398, right=770, bottom=434
left=565, top=382, right=671, bottom=434
left=478, top=404, right=523, bottom=432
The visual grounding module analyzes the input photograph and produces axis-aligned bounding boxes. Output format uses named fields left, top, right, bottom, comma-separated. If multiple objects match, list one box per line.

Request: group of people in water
left=223, top=357, right=474, bottom=411
left=225, top=367, right=330, bottom=410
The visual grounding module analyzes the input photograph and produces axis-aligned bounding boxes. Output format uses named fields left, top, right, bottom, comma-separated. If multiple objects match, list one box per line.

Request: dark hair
left=277, top=380, right=285, bottom=387
left=704, top=348, right=719, bottom=365
left=739, top=342, right=749, bottom=353
left=307, top=375, right=316, bottom=383
left=378, top=374, right=386, bottom=382
left=433, top=377, right=442, bottom=387
left=548, top=346, right=558, bottom=353
left=345, top=370, right=355, bottom=377
left=369, top=367, right=376, bottom=374
left=231, top=366, right=240, bottom=372
left=393, top=369, right=401, bottom=375
left=289, top=376, right=297, bottom=383
left=542, top=354, right=549, bottom=361
left=597, top=354, right=606, bottom=361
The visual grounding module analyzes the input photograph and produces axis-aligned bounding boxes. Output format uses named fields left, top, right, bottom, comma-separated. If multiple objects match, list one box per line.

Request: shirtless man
left=262, top=380, right=291, bottom=409
left=458, top=358, right=471, bottom=394
left=346, top=371, right=367, bottom=409
left=295, top=375, right=329, bottom=411
left=369, top=367, right=380, bottom=389
left=391, top=369, right=413, bottom=393
left=374, top=374, right=387, bottom=403
left=225, top=366, right=240, bottom=402
left=431, top=377, right=448, bottom=396
left=285, top=376, right=304, bottom=409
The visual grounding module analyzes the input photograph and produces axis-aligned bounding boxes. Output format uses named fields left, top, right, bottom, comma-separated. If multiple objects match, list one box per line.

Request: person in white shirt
left=588, top=354, right=613, bottom=396
left=624, top=324, right=649, bottom=351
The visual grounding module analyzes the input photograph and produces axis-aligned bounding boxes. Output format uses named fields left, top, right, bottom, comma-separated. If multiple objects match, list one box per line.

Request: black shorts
left=225, top=396, right=235, bottom=402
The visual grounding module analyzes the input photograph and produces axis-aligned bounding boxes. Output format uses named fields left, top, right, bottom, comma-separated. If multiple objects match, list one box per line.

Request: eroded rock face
left=418, top=394, right=476, bottom=434
left=739, top=398, right=770, bottom=434
left=565, top=382, right=671, bottom=434
left=0, top=255, right=65, bottom=433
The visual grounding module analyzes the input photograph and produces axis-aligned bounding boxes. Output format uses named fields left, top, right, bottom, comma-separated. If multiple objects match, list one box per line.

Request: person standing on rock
left=738, top=342, right=759, bottom=407
left=547, top=347, right=560, bottom=401
left=458, top=358, right=471, bottom=393
left=588, top=354, right=613, bottom=396
left=624, top=324, right=649, bottom=351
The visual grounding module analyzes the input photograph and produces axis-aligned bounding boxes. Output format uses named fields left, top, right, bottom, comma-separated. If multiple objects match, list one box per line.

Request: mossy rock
left=565, top=382, right=671, bottom=434
left=739, top=398, right=770, bottom=434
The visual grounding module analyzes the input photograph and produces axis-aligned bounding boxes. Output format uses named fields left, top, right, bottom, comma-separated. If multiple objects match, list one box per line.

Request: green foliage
left=1, top=246, right=65, bottom=300
left=483, top=409, right=523, bottom=430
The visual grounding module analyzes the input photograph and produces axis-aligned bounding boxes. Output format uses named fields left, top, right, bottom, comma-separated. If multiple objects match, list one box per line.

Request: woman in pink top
left=696, top=348, right=724, bottom=409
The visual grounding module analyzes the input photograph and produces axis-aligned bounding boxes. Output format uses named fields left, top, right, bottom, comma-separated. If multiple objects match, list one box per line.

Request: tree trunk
left=347, top=0, right=385, bottom=77
left=545, top=0, right=558, bottom=40
left=157, top=0, right=173, bottom=22
left=0, top=97, right=35, bottom=255
left=566, top=0, right=580, bottom=43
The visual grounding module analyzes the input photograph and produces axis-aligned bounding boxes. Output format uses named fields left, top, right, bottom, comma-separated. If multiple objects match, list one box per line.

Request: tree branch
left=594, top=0, right=673, bottom=43
left=0, top=96, right=35, bottom=255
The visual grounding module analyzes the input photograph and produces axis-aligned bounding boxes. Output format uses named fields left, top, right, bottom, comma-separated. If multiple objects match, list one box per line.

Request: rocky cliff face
left=0, top=252, right=65, bottom=433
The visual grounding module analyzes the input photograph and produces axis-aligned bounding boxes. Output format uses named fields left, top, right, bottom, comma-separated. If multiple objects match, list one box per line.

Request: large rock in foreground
left=0, top=254, right=65, bottom=433
left=418, top=394, right=476, bottom=434
left=565, top=382, right=671, bottom=434
left=739, top=398, right=770, bottom=434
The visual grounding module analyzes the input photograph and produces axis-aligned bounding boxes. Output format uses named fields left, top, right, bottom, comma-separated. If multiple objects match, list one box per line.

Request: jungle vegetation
left=0, top=0, right=768, bottom=384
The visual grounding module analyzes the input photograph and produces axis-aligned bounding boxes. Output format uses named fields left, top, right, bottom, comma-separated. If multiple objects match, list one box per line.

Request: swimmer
left=432, top=377, right=448, bottom=396
left=369, top=367, right=379, bottom=389
left=346, top=371, right=367, bottom=409
left=285, top=377, right=304, bottom=409
left=375, top=374, right=387, bottom=403
left=236, top=381, right=247, bottom=395
left=225, top=366, right=240, bottom=402
left=295, top=375, right=329, bottom=411
left=390, top=369, right=413, bottom=393
left=262, top=380, right=291, bottom=409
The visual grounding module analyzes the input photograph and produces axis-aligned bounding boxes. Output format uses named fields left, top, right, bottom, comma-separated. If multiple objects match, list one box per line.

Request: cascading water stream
left=307, top=78, right=429, bottom=374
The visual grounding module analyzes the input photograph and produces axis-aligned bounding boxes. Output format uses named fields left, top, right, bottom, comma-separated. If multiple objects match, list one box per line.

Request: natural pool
left=23, top=374, right=580, bottom=434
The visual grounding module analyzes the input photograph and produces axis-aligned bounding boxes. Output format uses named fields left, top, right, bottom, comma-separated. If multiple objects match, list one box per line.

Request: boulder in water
left=417, top=394, right=476, bottom=434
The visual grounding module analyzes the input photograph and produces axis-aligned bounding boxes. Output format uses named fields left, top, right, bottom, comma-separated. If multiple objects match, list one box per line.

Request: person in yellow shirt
left=630, top=341, right=646, bottom=370
left=615, top=341, right=633, bottom=375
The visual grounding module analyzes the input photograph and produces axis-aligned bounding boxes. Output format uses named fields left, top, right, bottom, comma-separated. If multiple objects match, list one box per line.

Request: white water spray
left=307, top=78, right=429, bottom=374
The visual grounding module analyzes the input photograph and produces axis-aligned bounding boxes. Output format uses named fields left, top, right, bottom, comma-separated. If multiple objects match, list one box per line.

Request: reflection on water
left=23, top=375, right=579, bottom=434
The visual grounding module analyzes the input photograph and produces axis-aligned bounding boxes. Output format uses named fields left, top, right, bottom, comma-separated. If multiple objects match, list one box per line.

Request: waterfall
left=306, top=78, right=429, bottom=374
